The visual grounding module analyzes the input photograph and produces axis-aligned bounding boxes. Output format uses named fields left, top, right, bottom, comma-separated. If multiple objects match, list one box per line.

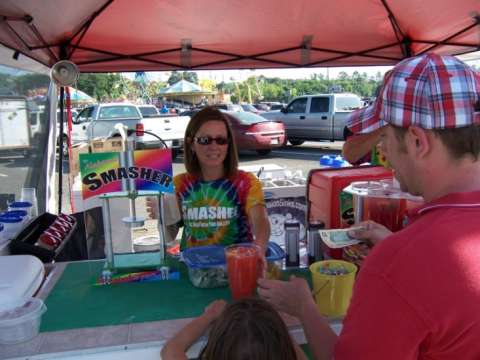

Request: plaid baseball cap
left=347, top=53, right=480, bottom=135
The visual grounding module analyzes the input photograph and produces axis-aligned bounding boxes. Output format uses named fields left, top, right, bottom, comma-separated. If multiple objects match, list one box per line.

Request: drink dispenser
left=343, top=179, right=423, bottom=232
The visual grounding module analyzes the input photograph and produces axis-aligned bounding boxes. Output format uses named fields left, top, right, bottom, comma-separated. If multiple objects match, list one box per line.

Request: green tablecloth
left=41, top=260, right=311, bottom=332
left=301, top=344, right=314, bottom=359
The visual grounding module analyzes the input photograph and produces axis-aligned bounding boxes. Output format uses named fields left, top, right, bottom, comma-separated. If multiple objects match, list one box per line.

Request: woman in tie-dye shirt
left=171, top=107, right=270, bottom=254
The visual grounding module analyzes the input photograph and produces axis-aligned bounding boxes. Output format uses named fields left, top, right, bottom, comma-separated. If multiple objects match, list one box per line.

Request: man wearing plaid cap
left=258, top=53, right=480, bottom=359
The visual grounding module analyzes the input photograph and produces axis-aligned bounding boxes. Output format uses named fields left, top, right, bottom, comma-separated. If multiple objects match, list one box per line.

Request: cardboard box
left=69, top=142, right=89, bottom=182
left=262, top=178, right=307, bottom=246
left=90, top=138, right=124, bottom=153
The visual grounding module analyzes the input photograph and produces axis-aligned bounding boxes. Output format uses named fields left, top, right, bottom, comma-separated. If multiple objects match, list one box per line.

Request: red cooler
left=306, top=166, right=393, bottom=258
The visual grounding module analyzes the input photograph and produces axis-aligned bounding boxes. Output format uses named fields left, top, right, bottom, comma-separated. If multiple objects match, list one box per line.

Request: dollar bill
left=319, top=227, right=364, bottom=248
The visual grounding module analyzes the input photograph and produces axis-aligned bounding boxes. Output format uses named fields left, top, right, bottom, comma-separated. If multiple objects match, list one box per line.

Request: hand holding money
left=347, top=220, right=393, bottom=246
left=319, top=226, right=365, bottom=248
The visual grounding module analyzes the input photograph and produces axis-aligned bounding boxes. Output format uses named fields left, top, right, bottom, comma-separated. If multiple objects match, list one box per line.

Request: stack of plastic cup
left=3, top=210, right=28, bottom=226
left=8, top=202, right=33, bottom=220
left=20, top=188, right=38, bottom=217
left=0, top=215, right=23, bottom=240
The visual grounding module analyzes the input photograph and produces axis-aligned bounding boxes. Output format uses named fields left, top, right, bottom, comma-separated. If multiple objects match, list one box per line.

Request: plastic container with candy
left=182, top=242, right=286, bottom=287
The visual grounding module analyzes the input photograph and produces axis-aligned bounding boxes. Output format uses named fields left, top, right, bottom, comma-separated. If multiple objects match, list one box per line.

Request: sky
left=129, top=51, right=480, bottom=83
left=129, top=65, right=394, bottom=83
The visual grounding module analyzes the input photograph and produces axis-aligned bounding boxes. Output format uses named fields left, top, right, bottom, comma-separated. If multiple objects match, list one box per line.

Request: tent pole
left=58, top=87, right=64, bottom=214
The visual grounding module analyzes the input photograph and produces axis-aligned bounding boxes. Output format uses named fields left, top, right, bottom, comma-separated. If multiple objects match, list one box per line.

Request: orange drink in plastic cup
left=225, top=243, right=260, bottom=300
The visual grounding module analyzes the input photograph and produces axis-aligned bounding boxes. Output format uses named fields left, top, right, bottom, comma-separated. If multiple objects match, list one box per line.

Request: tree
left=184, top=71, right=198, bottom=84
left=193, top=71, right=385, bottom=105
left=145, top=81, right=166, bottom=101
left=216, top=81, right=235, bottom=94
left=14, top=73, right=50, bottom=96
left=167, top=71, right=198, bottom=85
left=199, top=79, right=216, bottom=92
left=77, top=73, right=128, bottom=102
left=0, top=73, right=16, bottom=95
left=167, top=71, right=181, bottom=85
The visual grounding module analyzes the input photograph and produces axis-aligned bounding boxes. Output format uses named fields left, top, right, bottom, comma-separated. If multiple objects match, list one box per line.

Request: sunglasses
left=194, top=136, right=229, bottom=145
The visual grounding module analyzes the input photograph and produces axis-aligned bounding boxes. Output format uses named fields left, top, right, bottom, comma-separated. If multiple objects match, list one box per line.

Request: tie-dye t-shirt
left=174, top=170, right=265, bottom=249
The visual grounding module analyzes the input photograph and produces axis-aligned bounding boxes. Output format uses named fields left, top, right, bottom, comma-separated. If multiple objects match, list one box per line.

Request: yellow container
left=309, top=260, right=358, bottom=318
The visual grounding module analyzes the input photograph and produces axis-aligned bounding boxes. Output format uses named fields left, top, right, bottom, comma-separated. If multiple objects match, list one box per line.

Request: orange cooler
left=307, top=166, right=393, bottom=258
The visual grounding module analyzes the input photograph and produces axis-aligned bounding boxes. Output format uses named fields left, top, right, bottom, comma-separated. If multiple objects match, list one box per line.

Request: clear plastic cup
left=225, top=243, right=260, bottom=300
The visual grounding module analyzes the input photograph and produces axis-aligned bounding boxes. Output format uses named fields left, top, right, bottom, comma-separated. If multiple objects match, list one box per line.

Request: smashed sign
left=79, top=149, right=174, bottom=199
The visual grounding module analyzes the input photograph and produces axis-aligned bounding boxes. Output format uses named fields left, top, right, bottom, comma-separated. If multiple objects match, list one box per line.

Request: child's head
left=200, top=297, right=297, bottom=360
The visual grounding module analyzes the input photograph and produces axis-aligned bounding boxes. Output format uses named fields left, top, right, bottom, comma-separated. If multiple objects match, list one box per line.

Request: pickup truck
left=68, top=103, right=189, bottom=158
left=260, top=93, right=363, bottom=145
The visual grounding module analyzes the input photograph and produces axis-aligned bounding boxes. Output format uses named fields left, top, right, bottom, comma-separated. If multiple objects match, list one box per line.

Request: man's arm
left=297, top=299, right=337, bottom=360
left=342, top=128, right=382, bottom=165
left=293, top=337, right=309, bottom=360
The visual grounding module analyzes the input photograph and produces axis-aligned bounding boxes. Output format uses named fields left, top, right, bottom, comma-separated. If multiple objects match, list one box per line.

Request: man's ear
left=407, top=126, right=430, bottom=158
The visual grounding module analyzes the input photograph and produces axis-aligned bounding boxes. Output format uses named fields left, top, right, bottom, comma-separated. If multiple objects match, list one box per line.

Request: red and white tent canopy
left=0, top=0, right=479, bottom=72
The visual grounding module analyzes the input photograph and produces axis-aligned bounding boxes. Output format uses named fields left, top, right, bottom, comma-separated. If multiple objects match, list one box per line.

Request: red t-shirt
left=335, top=191, right=480, bottom=359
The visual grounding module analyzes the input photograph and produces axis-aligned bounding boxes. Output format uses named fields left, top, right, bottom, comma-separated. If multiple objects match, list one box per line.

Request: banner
left=79, top=149, right=173, bottom=199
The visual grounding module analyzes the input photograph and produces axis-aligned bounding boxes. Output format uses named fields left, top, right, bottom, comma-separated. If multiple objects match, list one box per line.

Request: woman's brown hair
left=183, top=106, right=239, bottom=178
left=199, top=298, right=298, bottom=360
